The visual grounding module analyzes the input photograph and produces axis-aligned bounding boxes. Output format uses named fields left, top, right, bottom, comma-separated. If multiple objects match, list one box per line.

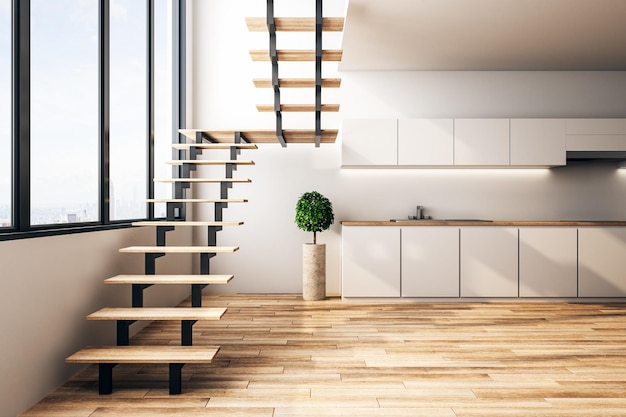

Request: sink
left=389, top=219, right=431, bottom=222
left=443, top=219, right=493, bottom=222
left=389, top=218, right=493, bottom=222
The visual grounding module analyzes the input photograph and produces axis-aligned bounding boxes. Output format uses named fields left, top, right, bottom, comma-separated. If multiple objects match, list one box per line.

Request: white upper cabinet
left=566, top=118, right=626, bottom=151
left=397, top=119, right=454, bottom=166
left=341, top=119, right=397, bottom=166
left=341, top=118, right=626, bottom=168
left=454, top=119, right=510, bottom=166
left=567, top=118, right=626, bottom=135
left=510, top=119, right=566, bottom=166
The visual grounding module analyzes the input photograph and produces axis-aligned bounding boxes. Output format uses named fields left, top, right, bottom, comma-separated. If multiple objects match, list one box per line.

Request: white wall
left=191, top=0, right=626, bottom=297
left=2, top=227, right=193, bottom=417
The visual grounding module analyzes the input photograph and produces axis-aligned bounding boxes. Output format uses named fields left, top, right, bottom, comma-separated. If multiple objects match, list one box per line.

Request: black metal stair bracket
left=181, top=320, right=197, bottom=346
left=191, top=284, right=208, bottom=307
left=156, top=225, right=175, bottom=246
left=132, top=284, right=153, bottom=308
left=117, top=320, right=133, bottom=346
left=315, top=0, right=323, bottom=147
left=99, top=364, right=116, bottom=394
left=117, top=318, right=198, bottom=346
left=145, top=252, right=165, bottom=275
left=97, top=362, right=187, bottom=395
left=267, top=0, right=286, bottom=147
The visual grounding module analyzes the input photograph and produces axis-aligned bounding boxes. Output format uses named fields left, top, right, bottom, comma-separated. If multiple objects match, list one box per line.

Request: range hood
left=566, top=151, right=626, bottom=162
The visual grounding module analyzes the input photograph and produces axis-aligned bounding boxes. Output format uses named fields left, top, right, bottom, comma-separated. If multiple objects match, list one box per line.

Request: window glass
left=110, top=0, right=147, bottom=220
left=154, top=0, right=174, bottom=217
left=0, top=0, right=10, bottom=226
left=30, top=0, right=99, bottom=225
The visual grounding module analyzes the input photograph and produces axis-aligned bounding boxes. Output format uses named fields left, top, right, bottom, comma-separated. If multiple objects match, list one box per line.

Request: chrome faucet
left=409, top=205, right=425, bottom=220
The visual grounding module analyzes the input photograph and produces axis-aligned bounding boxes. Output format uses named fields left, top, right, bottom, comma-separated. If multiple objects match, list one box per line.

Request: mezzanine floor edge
left=21, top=293, right=626, bottom=417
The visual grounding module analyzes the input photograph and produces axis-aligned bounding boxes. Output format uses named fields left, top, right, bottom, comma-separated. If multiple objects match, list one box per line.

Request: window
left=1, top=0, right=184, bottom=240
left=30, top=0, right=99, bottom=225
left=154, top=0, right=175, bottom=218
left=109, top=0, right=148, bottom=220
left=0, top=0, right=11, bottom=227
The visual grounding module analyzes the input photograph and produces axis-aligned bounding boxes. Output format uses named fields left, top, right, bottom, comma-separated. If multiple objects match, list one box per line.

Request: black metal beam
left=99, top=0, right=111, bottom=224
left=315, top=0, right=323, bottom=147
left=147, top=0, right=155, bottom=219
left=174, top=0, right=186, bottom=221
left=267, top=0, right=286, bottom=147
left=13, top=0, right=30, bottom=231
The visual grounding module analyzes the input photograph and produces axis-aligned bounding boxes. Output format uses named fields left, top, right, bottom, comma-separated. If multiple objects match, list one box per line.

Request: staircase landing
left=179, top=129, right=338, bottom=144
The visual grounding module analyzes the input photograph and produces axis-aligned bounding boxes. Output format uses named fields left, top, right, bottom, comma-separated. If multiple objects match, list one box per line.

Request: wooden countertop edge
left=341, top=221, right=626, bottom=226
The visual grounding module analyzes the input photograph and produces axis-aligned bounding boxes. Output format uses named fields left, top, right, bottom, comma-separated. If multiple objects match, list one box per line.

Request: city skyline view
left=0, top=0, right=174, bottom=227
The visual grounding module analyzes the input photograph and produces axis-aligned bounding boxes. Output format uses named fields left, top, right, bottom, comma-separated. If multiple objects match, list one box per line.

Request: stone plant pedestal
left=302, top=243, right=326, bottom=301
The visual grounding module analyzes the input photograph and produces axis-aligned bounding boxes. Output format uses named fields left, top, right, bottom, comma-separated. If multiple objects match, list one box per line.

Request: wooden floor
left=22, top=294, right=626, bottom=416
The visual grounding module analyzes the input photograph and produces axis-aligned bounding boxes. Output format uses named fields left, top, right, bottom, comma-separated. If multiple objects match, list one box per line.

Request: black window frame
left=1, top=0, right=186, bottom=241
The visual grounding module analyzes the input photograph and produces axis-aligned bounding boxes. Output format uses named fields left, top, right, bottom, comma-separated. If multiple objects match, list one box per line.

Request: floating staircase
left=246, top=3, right=344, bottom=146
left=65, top=0, right=341, bottom=395
left=66, top=131, right=256, bottom=394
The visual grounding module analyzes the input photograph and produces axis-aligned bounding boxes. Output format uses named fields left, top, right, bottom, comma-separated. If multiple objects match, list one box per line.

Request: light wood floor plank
left=91, top=407, right=274, bottom=416
left=20, top=295, right=626, bottom=416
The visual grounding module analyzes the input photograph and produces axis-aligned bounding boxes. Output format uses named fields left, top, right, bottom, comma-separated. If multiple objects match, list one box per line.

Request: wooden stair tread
left=132, top=221, right=243, bottom=227
left=146, top=198, right=248, bottom=203
left=253, top=78, right=341, bottom=88
left=87, top=307, right=226, bottom=321
left=119, top=246, right=239, bottom=254
left=172, top=142, right=258, bottom=150
left=256, top=104, right=339, bottom=112
left=104, top=274, right=234, bottom=285
left=250, top=49, right=343, bottom=62
left=246, top=17, right=344, bottom=32
left=179, top=129, right=338, bottom=144
left=153, top=178, right=251, bottom=183
left=66, top=346, right=220, bottom=364
left=165, top=160, right=255, bottom=166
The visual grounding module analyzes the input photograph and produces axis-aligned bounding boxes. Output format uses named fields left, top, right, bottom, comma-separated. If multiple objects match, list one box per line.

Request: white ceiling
left=340, top=0, right=626, bottom=70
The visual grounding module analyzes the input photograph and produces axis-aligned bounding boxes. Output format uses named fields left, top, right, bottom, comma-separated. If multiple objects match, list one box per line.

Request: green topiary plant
left=295, top=191, right=334, bottom=244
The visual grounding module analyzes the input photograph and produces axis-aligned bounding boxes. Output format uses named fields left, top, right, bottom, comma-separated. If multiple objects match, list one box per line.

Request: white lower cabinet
left=343, top=225, right=626, bottom=299
left=519, top=228, right=578, bottom=297
left=401, top=227, right=460, bottom=297
left=460, top=227, right=519, bottom=297
left=578, top=228, right=626, bottom=297
left=342, top=227, right=401, bottom=297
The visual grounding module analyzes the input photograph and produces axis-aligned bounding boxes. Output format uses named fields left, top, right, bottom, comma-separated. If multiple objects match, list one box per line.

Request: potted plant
left=295, top=191, right=334, bottom=300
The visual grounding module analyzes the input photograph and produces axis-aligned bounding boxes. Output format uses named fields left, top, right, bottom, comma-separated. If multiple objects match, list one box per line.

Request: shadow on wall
left=339, top=71, right=626, bottom=119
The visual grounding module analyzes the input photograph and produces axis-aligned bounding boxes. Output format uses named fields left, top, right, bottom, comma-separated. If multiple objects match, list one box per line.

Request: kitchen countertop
left=341, top=220, right=626, bottom=226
